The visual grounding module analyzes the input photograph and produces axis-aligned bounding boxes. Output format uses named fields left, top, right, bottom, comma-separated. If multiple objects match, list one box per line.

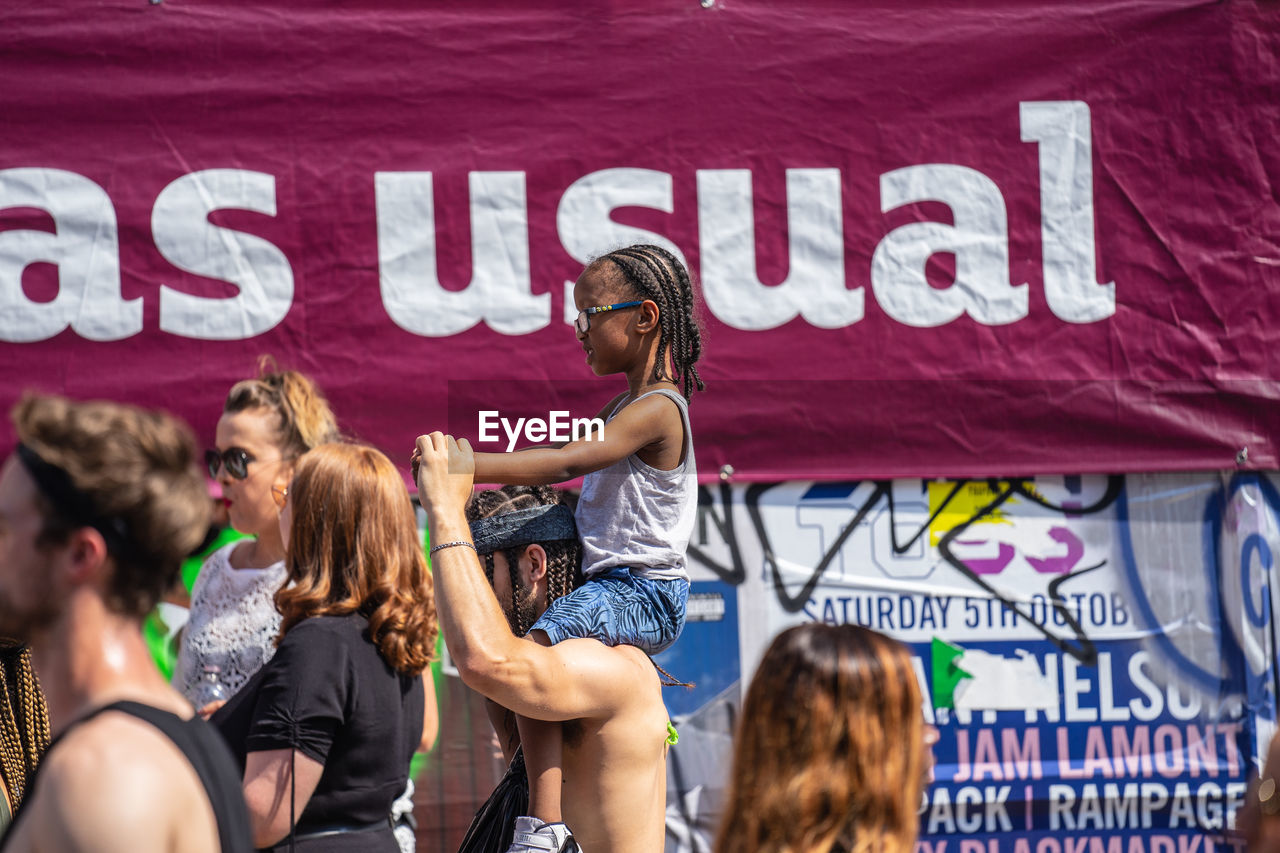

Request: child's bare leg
left=522, top=629, right=563, bottom=823
left=484, top=697, right=520, bottom=766
left=519, top=713, right=563, bottom=822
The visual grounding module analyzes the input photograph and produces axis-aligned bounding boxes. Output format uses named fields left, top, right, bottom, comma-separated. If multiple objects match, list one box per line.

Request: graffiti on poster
left=654, top=472, right=1280, bottom=853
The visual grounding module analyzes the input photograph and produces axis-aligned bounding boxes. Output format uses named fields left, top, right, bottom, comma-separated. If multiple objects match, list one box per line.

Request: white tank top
left=575, top=389, right=696, bottom=582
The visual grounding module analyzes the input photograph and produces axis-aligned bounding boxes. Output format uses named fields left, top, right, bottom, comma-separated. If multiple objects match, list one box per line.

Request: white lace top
left=173, top=541, right=288, bottom=703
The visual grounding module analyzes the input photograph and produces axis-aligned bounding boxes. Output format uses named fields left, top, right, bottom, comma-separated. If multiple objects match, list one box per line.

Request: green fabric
left=182, top=528, right=247, bottom=594
left=143, top=609, right=180, bottom=681
left=0, top=780, right=10, bottom=835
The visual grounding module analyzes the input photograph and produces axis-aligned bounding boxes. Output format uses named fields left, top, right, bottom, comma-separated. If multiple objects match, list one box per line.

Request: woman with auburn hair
left=715, top=623, right=929, bottom=853
left=213, top=443, right=438, bottom=852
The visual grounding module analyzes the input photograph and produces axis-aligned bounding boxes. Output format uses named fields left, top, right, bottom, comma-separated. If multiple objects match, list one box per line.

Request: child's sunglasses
left=574, top=301, right=643, bottom=335
left=205, top=447, right=256, bottom=480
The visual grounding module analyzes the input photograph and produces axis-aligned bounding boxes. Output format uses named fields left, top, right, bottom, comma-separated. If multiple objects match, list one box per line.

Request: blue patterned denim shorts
left=530, top=567, right=690, bottom=655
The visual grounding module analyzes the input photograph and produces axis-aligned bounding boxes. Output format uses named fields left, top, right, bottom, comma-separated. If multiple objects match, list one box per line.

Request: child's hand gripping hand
left=413, top=432, right=476, bottom=526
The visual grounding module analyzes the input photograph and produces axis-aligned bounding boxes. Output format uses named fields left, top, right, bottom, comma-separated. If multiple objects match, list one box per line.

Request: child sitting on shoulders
left=414, top=243, right=704, bottom=853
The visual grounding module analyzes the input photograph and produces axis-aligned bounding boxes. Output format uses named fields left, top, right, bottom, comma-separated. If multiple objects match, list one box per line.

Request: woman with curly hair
left=715, top=624, right=930, bottom=853
left=213, top=444, right=438, bottom=851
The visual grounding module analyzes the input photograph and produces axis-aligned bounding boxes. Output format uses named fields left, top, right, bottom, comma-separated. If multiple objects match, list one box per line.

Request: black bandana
left=468, top=504, right=577, bottom=554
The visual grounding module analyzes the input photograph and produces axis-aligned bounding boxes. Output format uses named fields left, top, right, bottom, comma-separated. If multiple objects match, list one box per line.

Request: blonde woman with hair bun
left=174, top=358, right=341, bottom=709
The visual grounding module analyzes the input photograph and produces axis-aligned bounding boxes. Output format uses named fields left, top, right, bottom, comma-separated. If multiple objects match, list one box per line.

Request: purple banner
left=1, top=1, right=1277, bottom=479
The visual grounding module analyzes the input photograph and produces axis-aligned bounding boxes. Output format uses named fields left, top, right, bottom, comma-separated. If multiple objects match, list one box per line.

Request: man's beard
left=503, top=578, right=540, bottom=636
left=0, top=554, right=62, bottom=643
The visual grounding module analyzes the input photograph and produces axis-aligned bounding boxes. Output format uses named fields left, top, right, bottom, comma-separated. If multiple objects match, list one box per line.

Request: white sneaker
left=505, top=816, right=581, bottom=853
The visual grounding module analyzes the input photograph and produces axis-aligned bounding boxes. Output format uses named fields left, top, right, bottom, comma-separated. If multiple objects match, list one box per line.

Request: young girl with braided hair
left=413, top=243, right=704, bottom=853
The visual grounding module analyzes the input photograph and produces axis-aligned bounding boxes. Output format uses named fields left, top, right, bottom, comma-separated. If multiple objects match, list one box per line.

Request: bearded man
left=416, top=434, right=670, bottom=853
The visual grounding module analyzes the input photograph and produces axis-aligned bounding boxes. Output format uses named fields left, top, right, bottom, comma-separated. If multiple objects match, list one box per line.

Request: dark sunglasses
left=205, top=447, right=256, bottom=480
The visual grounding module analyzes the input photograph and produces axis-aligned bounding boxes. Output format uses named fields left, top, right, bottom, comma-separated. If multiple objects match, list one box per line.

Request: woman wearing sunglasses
left=173, top=362, right=340, bottom=711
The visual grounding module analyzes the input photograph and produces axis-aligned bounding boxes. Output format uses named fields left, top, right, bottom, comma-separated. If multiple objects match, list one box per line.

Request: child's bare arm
left=472, top=393, right=682, bottom=485
left=410, top=394, right=628, bottom=481
left=502, top=392, right=629, bottom=453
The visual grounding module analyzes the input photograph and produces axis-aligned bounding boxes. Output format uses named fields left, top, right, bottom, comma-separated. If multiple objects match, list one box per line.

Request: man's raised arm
left=414, top=432, right=635, bottom=722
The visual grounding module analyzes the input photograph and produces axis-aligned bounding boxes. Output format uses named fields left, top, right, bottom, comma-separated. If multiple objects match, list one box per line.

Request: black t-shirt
left=212, top=613, right=423, bottom=835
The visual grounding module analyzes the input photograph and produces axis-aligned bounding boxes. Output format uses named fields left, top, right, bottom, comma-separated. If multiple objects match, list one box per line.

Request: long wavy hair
left=274, top=444, right=436, bottom=675
left=715, top=624, right=925, bottom=853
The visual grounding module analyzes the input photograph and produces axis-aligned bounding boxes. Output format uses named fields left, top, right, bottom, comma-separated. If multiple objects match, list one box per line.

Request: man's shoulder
left=552, top=639, right=663, bottom=698
left=22, top=711, right=210, bottom=848
left=45, top=709, right=201, bottom=792
left=554, top=637, right=656, bottom=666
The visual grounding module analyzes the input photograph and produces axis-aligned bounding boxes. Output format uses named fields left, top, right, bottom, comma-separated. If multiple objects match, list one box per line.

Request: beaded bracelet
left=429, top=540, right=477, bottom=555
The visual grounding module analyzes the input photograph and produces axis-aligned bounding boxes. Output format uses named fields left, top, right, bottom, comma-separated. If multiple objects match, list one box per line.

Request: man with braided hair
left=465, top=486, right=584, bottom=646
left=417, top=438, right=673, bottom=853
left=454, top=486, right=583, bottom=853
left=0, top=394, right=251, bottom=852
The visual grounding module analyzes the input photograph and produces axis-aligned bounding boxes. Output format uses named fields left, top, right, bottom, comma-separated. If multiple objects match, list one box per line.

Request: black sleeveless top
left=1, top=700, right=252, bottom=852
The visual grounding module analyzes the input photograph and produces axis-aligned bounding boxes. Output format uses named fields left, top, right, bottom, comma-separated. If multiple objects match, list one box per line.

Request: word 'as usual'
left=0, top=102, right=1111, bottom=342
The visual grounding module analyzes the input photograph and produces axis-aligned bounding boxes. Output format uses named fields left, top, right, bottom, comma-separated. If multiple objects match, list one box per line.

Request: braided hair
left=0, top=641, right=50, bottom=815
left=465, top=486, right=583, bottom=637
left=593, top=245, right=705, bottom=402
left=466, top=486, right=691, bottom=688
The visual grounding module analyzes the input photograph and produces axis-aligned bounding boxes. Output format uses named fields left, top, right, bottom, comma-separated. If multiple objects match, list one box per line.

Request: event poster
left=1, top=1, right=1277, bottom=479
left=628, top=472, right=1277, bottom=852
